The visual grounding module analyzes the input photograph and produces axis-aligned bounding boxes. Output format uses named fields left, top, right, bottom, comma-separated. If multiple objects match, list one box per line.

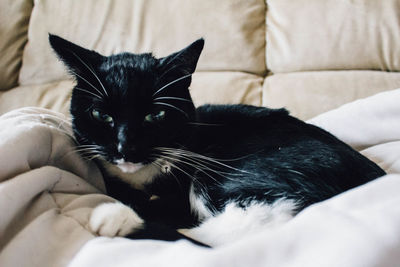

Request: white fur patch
left=89, top=202, right=144, bottom=237
left=115, top=159, right=145, bottom=173
left=188, top=184, right=214, bottom=220
left=99, top=159, right=167, bottom=190
left=181, top=198, right=297, bottom=247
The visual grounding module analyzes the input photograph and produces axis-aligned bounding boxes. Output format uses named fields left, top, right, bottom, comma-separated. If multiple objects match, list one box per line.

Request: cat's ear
left=49, top=34, right=104, bottom=76
left=159, top=38, right=204, bottom=75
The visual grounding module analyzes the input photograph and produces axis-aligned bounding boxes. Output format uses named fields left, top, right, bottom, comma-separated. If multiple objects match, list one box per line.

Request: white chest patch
left=115, top=159, right=145, bottom=173
left=99, top=159, right=168, bottom=190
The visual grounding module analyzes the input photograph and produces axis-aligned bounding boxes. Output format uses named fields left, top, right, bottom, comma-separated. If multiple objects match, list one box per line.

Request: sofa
left=1, top=1, right=400, bottom=267
left=2, top=0, right=400, bottom=119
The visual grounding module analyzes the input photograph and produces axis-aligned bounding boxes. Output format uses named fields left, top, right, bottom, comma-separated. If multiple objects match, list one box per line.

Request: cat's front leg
left=89, top=202, right=144, bottom=237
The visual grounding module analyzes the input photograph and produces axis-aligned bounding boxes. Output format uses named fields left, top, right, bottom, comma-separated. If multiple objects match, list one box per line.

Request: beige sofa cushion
left=0, top=0, right=33, bottom=90
left=191, top=72, right=263, bottom=107
left=263, top=71, right=400, bottom=120
left=0, top=71, right=263, bottom=117
left=266, top=0, right=400, bottom=73
left=0, top=80, right=73, bottom=116
left=19, top=0, right=266, bottom=86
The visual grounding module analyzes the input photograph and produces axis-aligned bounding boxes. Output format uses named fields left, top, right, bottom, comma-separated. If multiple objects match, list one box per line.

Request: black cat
left=49, top=34, right=385, bottom=246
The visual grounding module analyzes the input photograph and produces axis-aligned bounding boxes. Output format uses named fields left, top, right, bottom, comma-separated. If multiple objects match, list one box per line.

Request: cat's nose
left=117, top=143, right=137, bottom=158
left=117, top=125, right=130, bottom=150
left=117, top=143, right=124, bottom=154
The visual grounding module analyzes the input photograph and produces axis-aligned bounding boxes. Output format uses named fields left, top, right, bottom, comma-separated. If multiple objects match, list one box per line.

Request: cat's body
left=49, top=35, right=385, bottom=246
left=101, top=104, right=383, bottom=227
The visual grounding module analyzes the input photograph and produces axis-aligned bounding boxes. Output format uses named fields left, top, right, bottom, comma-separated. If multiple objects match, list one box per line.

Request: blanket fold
left=0, top=108, right=108, bottom=267
left=0, top=89, right=399, bottom=267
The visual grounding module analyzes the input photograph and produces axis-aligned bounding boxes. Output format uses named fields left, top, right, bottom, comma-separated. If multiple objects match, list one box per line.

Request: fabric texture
left=0, top=0, right=33, bottom=90
left=70, top=174, right=400, bottom=267
left=0, top=107, right=107, bottom=267
left=0, top=72, right=263, bottom=117
left=69, top=89, right=400, bottom=267
left=0, top=89, right=399, bottom=267
left=67, top=89, right=400, bottom=267
left=191, top=72, right=263, bottom=107
left=1, top=0, right=400, bottom=119
left=1, top=1, right=400, bottom=266
left=266, top=0, right=400, bottom=72
left=18, top=0, right=266, bottom=86
left=263, top=71, right=400, bottom=119
left=0, top=80, right=74, bottom=116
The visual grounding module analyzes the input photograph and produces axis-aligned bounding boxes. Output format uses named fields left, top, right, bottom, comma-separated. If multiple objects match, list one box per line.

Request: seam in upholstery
left=47, top=187, right=94, bottom=236
left=45, top=128, right=54, bottom=166
left=49, top=168, right=63, bottom=192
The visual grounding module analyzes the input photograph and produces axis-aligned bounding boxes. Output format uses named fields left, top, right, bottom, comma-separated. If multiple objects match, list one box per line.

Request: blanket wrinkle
left=1, top=86, right=400, bottom=267
left=45, top=127, right=54, bottom=168
left=49, top=166, right=62, bottom=192
left=0, top=107, right=108, bottom=267
left=70, top=90, right=400, bottom=267
left=47, top=191, right=95, bottom=237
left=309, top=89, right=400, bottom=151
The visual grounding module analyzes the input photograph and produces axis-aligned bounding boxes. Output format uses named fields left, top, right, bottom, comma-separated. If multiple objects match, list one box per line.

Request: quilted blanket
left=0, top=89, right=399, bottom=267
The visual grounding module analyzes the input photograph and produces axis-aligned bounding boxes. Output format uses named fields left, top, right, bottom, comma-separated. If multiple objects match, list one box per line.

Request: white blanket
left=70, top=89, right=400, bottom=267
left=0, top=89, right=399, bottom=267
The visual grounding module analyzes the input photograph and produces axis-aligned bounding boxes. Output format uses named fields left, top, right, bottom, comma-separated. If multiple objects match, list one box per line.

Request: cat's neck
left=98, top=158, right=163, bottom=191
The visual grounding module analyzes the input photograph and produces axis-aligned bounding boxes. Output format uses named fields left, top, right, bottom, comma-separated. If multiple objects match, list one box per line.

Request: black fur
left=49, top=34, right=385, bottom=243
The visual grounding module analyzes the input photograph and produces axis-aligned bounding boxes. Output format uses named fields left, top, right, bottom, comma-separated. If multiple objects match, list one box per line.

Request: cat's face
left=49, top=35, right=204, bottom=171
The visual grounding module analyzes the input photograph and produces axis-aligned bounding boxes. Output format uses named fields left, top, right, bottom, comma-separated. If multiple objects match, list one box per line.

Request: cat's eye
left=144, top=110, right=166, bottom=123
left=91, top=109, right=114, bottom=126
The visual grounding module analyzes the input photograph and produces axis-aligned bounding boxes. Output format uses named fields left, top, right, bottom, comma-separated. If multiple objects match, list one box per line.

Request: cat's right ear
left=159, top=38, right=205, bottom=75
left=48, top=34, right=103, bottom=76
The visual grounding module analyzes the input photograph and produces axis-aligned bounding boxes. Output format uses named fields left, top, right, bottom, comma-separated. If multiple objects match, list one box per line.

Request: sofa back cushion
left=266, top=0, right=400, bottom=73
left=0, top=0, right=33, bottom=90
left=18, top=0, right=266, bottom=86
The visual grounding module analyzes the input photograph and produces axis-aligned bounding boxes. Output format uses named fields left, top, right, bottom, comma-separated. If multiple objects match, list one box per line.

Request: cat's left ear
left=48, top=34, right=104, bottom=76
left=159, top=38, right=204, bottom=75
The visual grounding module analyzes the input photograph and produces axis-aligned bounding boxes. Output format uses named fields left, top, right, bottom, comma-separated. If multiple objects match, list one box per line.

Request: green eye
left=144, top=110, right=166, bottom=123
left=91, top=109, right=114, bottom=126
left=155, top=110, right=166, bottom=120
left=144, top=114, right=153, bottom=122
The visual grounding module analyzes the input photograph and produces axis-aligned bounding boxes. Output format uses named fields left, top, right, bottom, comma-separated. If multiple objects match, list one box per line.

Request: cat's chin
left=115, top=160, right=145, bottom=174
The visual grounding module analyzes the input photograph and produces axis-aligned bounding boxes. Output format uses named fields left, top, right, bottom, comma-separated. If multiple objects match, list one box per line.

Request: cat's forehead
left=99, top=53, right=159, bottom=88
left=101, top=53, right=159, bottom=72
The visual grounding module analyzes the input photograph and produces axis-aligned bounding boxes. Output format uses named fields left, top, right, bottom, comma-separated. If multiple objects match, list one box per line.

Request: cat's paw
left=89, top=202, right=144, bottom=237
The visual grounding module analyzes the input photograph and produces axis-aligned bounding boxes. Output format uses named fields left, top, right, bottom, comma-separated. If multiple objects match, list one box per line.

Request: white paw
left=89, top=202, right=144, bottom=237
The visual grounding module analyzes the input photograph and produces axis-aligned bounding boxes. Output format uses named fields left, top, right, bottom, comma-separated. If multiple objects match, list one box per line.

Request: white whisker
left=67, top=144, right=105, bottom=159
left=162, top=50, right=187, bottom=69
left=74, top=87, right=103, bottom=99
left=69, top=69, right=105, bottom=98
left=70, top=50, right=109, bottom=97
left=152, top=73, right=192, bottom=97
left=149, top=158, right=184, bottom=193
left=154, top=153, right=224, bottom=186
left=157, top=63, right=186, bottom=83
left=160, top=150, right=242, bottom=178
left=86, top=154, right=104, bottom=161
left=156, top=147, right=255, bottom=175
left=151, top=153, right=207, bottom=189
left=153, top=96, right=192, bottom=103
left=55, top=121, right=74, bottom=139
left=21, top=112, right=73, bottom=138
left=187, top=122, right=223, bottom=127
left=153, top=102, right=189, bottom=118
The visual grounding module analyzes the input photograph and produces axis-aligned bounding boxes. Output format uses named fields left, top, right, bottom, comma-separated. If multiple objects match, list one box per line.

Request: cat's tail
left=126, top=222, right=210, bottom=248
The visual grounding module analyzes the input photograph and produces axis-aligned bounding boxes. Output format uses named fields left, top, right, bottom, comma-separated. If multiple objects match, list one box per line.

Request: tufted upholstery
left=1, top=0, right=400, bottom=119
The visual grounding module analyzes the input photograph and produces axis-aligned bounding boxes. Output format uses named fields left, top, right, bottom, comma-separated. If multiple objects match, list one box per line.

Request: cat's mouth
left=115, top=159, right=145, bottom=173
